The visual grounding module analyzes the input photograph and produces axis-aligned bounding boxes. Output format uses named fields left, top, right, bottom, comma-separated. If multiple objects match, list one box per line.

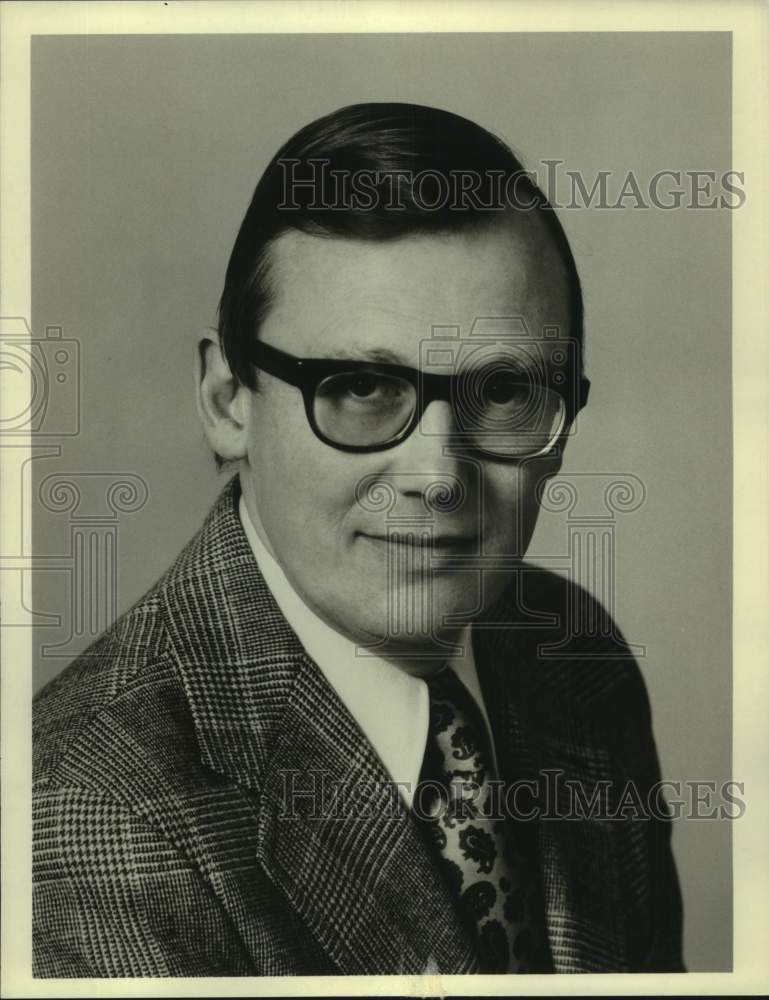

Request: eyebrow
left=321, top=344, right=542, bottom=374
left=324, top=345, right=406, bottom=365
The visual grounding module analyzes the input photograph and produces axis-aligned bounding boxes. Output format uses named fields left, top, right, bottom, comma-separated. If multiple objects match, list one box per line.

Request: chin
left=340, top=595, right=472, bottom=652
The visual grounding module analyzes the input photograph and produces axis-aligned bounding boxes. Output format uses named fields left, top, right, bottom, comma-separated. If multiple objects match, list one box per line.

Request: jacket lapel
left=256, top=653, right=480, bottom=975
left=163, top=478, right=479, bottom=975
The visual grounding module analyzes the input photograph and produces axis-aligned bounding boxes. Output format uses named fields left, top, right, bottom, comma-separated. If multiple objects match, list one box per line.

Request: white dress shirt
left=239, top=496, right=498, bottom=809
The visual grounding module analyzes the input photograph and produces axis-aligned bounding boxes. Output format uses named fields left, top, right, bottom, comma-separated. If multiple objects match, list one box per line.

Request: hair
left=217, top=102, right=583, bottom=389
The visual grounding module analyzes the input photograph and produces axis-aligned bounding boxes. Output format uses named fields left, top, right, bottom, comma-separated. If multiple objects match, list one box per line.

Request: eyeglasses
left=247, top=339, right=590, bottom=460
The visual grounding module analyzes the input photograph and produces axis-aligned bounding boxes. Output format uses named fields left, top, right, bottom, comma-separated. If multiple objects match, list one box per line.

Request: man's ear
left=196, top=336, right=251, bottom=461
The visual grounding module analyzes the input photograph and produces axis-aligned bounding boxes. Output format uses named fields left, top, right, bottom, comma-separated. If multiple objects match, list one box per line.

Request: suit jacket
left=33, top=477, right=684, bottom=977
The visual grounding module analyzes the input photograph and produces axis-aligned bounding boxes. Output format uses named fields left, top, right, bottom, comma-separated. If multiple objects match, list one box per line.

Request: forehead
left=260, top=213, right=570, bottom=363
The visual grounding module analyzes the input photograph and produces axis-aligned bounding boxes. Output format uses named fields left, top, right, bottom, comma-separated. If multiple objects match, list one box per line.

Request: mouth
left=358, top=532, right=478, bottom=551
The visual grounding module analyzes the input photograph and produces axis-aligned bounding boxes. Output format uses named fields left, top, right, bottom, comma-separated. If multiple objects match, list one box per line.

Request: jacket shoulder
left=479, top=564, right=651, bottom=720
left=32, top=479, right=243, bottom=794
left=33, top=585, right=175, bottom=790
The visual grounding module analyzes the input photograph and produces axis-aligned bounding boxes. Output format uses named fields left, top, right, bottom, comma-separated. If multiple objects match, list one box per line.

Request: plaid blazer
left=33, top=477, right=684, bottom=977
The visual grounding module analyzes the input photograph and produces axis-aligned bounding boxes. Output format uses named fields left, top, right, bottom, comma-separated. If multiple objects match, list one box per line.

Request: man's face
left=238, top=213, right=571, bottom=670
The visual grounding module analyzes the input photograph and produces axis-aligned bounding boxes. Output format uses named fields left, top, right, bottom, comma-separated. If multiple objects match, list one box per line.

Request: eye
left=481, top=373, right=529, bottom=407
left=316, top=369, right=412, bottom=409
left=345, top=372, right=380, bottom=399
left=328, top=370, right=406, bottom=403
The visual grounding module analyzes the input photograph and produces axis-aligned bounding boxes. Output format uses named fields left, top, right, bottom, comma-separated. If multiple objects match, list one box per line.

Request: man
left=33, top=103, right=684, bottom=976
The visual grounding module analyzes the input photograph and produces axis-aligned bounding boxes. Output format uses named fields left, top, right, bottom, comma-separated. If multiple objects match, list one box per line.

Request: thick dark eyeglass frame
left=247, top=338, right=591, bottom=457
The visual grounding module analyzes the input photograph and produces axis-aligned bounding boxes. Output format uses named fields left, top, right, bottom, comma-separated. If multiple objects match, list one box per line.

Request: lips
left=359, top=532, right=477, bottom=550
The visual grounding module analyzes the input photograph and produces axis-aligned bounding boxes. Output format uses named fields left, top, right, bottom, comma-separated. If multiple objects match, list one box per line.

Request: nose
left=400, top=398, right=461, bottom=464
left=416, top=397, right=457, bottom=440
left=386, top=399, right=470, bottom=509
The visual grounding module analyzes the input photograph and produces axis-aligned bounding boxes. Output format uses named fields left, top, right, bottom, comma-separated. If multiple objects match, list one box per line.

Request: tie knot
left=422, top=667, right=492, bottom=790
left=425, top=663, right=465, bottom=697
left=426, top=666, right=485, bottom=733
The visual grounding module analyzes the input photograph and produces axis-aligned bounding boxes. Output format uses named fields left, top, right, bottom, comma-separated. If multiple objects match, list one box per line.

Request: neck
left=354, top=629, right=470, bottom=680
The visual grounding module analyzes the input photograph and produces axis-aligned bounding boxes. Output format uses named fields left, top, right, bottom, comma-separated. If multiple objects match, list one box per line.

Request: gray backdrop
left=30, top=32, right=732, bottom=972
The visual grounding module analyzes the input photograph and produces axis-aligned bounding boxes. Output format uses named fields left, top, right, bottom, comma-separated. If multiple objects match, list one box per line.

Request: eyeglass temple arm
left=579, top=376, right=591, bottom=410
left=248, top=338, right=308, bottom=388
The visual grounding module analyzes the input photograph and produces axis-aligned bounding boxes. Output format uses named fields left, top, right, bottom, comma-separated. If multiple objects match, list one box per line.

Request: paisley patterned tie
left=416, top=665, right=535, bottom=973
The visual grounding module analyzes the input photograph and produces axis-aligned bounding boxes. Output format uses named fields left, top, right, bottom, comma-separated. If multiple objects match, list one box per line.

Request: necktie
left=416, top=666, right=534, bottom=973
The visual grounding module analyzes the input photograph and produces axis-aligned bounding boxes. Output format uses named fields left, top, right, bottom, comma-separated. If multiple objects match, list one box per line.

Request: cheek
left=246, top=390, right=359, bottom=540
left=481, top=463, right=546, bottom=550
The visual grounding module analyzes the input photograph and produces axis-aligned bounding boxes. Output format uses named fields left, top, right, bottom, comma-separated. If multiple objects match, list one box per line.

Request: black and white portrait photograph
left=1, top=2, right=768, bottom=997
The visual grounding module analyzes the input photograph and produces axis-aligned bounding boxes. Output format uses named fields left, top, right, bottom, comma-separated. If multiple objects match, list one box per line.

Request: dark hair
left=217, top=102, right=583, bottom=388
